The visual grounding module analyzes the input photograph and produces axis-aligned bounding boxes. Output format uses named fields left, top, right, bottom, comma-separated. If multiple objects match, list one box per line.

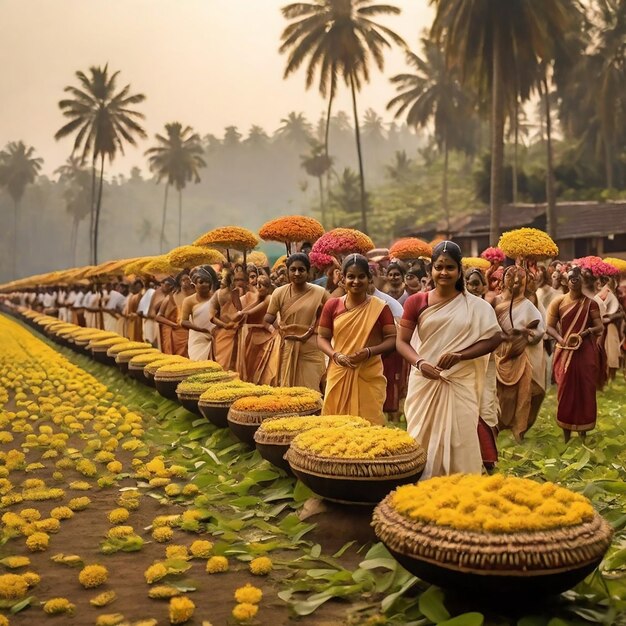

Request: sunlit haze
left=1, top=0, right=433, bottom=176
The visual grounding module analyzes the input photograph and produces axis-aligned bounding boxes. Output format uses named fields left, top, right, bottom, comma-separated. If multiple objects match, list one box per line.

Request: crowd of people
left=4, top=240, right=625, bottom=481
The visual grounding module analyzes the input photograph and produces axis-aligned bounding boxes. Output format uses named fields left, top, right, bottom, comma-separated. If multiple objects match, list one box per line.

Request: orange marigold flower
left=193, top=226, right=259, bottom=251
left=259, top=216, right=324, bottom=244
left=389, top=238, right=432, bottom=261
left=167, top=245, right=225, bottom=269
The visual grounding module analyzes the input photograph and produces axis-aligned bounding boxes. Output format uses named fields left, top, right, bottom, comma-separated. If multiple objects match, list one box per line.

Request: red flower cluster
left=480, top=247, right=506, bottom=264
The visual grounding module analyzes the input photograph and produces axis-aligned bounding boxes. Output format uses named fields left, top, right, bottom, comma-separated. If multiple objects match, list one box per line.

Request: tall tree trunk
left=159, top=184, right=169, bottom=253
left=93, top=154, right=105, bottom=265
left=12, top=199, right=19, bottom=279
left=323, top=88, right=335, bottom=229
left=442, top=132, right=450, bottom=237
left=513, top=97, right=519, bottom=205
left=489, top=34, right=505, bottom=246
left=178, top=189, right=182, bottom=246
left=71, top=216, right=79, bottom=266
left=90, top=159, right=97, bottom=265
left=349, top=72, right=367, bottom=234
left=544, top=76, right=557, bottom=239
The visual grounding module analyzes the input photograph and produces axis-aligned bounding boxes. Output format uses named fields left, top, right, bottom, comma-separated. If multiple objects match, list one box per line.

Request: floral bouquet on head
left=310, top=228, right=374, bottom=263
left=389, top=238, right=432, bottom=261
left=167, top=245, right=225, bottom=270
left=498, top=228, right=559, bottom=262
left=462, top=257, right=490, bottom=271
left=603, top=257, right=626, bottom=275
left=259, top=216, right=324, bottom=254
left=573, top=256, right=620, bottom=278
left=480, top=247, right=506, bottom=265
left=193, top=227, right=259, bottom=264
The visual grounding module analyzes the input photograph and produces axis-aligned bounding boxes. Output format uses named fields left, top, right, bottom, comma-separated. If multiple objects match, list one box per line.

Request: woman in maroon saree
left=546, top=267, right=603, bottom=441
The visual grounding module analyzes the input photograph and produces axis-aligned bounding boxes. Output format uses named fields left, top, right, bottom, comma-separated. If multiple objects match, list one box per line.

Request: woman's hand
left=347, top=349, right=369, bottom=365
left=436, top=352, right=462, bottom=370
left=419, top=362, right=442, bottom=380
left=333, top=353, right=356, bottom=369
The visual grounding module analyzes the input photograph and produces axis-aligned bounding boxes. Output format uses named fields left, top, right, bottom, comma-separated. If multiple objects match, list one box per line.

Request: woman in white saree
left=397, top=241, right=502, bottom=479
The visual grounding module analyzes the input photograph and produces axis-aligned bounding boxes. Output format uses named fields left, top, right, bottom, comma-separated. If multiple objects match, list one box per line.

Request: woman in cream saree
left=317, top=255, right=396, bottom=425
left=397, top=242, right=501, bottom=479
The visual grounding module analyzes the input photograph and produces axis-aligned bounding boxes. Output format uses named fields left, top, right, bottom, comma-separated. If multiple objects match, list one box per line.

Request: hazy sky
left=1, top=0, right=433, bottom=176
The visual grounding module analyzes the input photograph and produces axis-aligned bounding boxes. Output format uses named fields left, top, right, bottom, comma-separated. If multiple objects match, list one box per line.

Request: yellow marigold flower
left=43, top=597, right=76, bottom=615
left=205, top=556, right=228, bottom=574
left=182, top=484, right=199, bottom=496
left=0, top=556, right=30, bottom=569
left=108, top=509, right=130, bottom=524
left=22, top=478, right=44, bottom=490
left=22, top=571, right=40, bottom=587
left=232, top=602, right=259, bottom=621
left=69, top=481, right=92, bottom=491
left=169, top=596, right=195, bottom=624
left=148, top=585, right=181, bottom=599
left=75, top=459, right=98, bottom=477
left=34, top=518, right=60, bottom=533
left=0, top=432, right=13, bottom=443
left=106, top=460, right=123, bottom=474
left=181, top=510, right=202, bottom=523
left=149, top=477, right=171, bottom=488
left=90, top=590, right=117, bottom=607
left=0, top=494, right=23, bottom=507
left=165, top=545, right=189, bottom=560
left=50, top=506, right=74, bottom=520
left=189, top=540, right=213, bottom=558
left=108, top=526, right=134, bottom=539
left=78, top=564, right=108, bottom=588
left=18, top=508, right=40, bottom=522
left=0, top=573, right=28, bottom=599
left=152, top=527, right=173, bottom=543
left=144, top=562, right=167, bottom=584
left=249, top=556, right=272, bottom=576
left=68, top=496, right=91, bottom=511
left=153, top=514, right=180, bottom=528
left=234, top=583, right=263, bottom=604
left=95, top=613, right=125, bottom=626
left=25, top=532, right=49, bottom=552
left=165, top=484, right=181, bottom=497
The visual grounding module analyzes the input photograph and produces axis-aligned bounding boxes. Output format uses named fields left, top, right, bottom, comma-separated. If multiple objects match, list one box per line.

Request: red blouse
left=319, top=297, right=394, bottom=333
left=400, top=292, right=430, bottom=330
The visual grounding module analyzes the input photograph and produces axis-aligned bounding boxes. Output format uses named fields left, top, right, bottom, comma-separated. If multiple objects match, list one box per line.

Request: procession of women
left=3, top=220, right=625, bottom=484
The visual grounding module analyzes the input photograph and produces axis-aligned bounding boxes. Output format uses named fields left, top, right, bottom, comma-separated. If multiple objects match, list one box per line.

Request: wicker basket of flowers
left=254, top=415, right=369, bottom=472
left=197, top=382, right=273, bottom=428
left=71, top=329, right=118, bottom=354
left=175, top=371, right=240, bottom=415
left=227, top=388, right=322, bottom=447
left=153, top=360, right=223, bottom=400
left=115, top=347, right=160, bottom=375
left=372, top=474, right=613, bottom=597
left=89, top=336, right=129, bottom=365
left=285, top=426, right=426, bottom=505
left=127, top=351, right=165, bottom=382
left=143, top=356, right=187, bottom=387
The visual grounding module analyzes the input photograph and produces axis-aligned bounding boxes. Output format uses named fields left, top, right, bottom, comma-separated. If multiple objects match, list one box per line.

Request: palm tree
left=330, top=167, right=363, bottom=220
left=431, top=0, right=578, bottom=244
left=145, top=122, right=206, bottom=250
left=280, top=0, right=405, bottom=234
left=276, top=112, right=314, bottom=146
left=54, top=156, right=91, bottom=265
left=245, top=125, right=270, bottom=148
left=361, top=108, right=386, bottom=144
left=301, top=141, right=333, bottom=225
left=0, top=141, right=43, bottom=278
left=385, top=150, right=413, bottom=182
left=388, top=37, right=474, bottom=235
left=54, top=64, right=146, bottom=263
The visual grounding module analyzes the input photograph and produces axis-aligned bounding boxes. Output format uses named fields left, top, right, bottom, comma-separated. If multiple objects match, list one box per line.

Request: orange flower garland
left=193, top=227, right=259, bottom=251
left=167, top=246, right=225, bottom=269
left=389, top=238, right=432, bottom=261
left=259, top=216, right=324, bottom=245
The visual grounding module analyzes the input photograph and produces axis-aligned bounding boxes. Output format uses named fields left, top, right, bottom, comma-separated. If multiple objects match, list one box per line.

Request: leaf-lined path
left=1, top=314, right=626, bottom=625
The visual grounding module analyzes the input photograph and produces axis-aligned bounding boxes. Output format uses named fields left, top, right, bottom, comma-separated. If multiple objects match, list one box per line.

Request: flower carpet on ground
left=0, top=314, right=626, bottom=624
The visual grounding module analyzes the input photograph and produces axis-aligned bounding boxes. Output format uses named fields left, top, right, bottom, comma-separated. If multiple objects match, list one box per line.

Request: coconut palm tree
left=54, top=64, right=146, bottom=263
left=301, top=141, right=333, bottom=225
left=145, top=122, right=206, bottom=250
left=54, top=156, right=91, bottom=265
left=387, top=37, right=475, bottom=235
left=280, top=0, right=405, bottom=234
left=431, top=0, right=579, bottom=244
left=276, top=112, right=314, bottom=146
left=0, top=141, right=43, bottom=278
left=385, top=150, right=413, bottom=182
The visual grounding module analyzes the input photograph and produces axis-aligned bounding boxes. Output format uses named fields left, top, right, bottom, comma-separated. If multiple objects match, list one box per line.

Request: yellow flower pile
left=205, top=556, right=228, bottom=573
left=603, top=257, right=626, bottom=273
left=232, top=602, right=259, bottom=621
left=199, top=382, right=270, bottom=404
left=155, top=360, right=223, bottom=376
left=107, top=341, right=152, bottom=356
left=43, top=597, right=76, bottom=614
left=259, top=415, right=367, bottom=435
left=461, top=257, right=491, bottom=271
left=498, top=228, right=559, bottom=259
left=169, top=596, right=195, bottom=624
left=234, top=583, right=263, bottom=604
left=167, top=244, right=226, bottom=269
left=176, top=371, right=238, bottom=394
left=291, top=426, right=418, bottom=459
left=249, top=556, right=272, bottom=576
left=115, top=347, right=159, bottom=362
left=232, top=389, right=321, bottom=413
left=144, top=356, right=188, bottom=376
left=190, top=540, right=213, bottom=558
left=390, top=474, right=595, bottom=533
left=78, top=564, right=109, bottom=588
left=128, top=352, right=170, bottom=367
left=0, top=573, right=29, bottom=599
left=193, top=226, right=259, bottom=251
left=89, top=337, right=129, bottom=350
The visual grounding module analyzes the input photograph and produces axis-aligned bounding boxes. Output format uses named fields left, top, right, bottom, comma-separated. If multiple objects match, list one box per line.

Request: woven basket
left=372, top=494, right=613, bottom=597
left=155, top=367, right=222, bottom=401
left=176, top=373, right=239, bottom=415
left=116, top=348, right=159, bottom=375
left=285, top=444, right=426, bottom=505
left=227, top=401, right=322, bottom=448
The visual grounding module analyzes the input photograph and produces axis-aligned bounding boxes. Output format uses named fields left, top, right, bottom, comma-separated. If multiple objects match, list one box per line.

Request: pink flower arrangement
left=309, top=251, right=336, bottom=270
left=480, top=247, right=506, bottom=264
left=573, top=256, right=620, bottom=278
left=310, top=228, right=374, bottom=260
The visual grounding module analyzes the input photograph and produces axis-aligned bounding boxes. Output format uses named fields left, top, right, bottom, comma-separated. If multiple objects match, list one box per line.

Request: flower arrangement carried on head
left=461, top=257, right=491, bottom=271
left=193, top=226, right=259, bottom=263
left=259, top=215, right=324, bottom=254
left=480, top=247, right=506, bottom=265
left=309, top=228, right=374, bottom=263
left=573, top=256, right=620, bottom=278
left=139, top=255, right=179, bottom=277
left=603, top=257, right=626, bottom=274
left=167, top=245, right=225, bottom=269
left=309, top=251, right=336, bottom=270
left=497, top=228, right=559, bottom=261
left=247, top=251, right=269, bottom=268
left=389, top=238, right=433, bottom=261
left=271, top=254, right=288, bottom=272
left=123, top=256, right=159, bottom=276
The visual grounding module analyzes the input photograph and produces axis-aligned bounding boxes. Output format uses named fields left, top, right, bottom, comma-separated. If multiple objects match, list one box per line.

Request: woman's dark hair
left=342, top=253, right=371, bottom=279
left=386, top=262, right=405, bottom=276
left=465, top=268, right=486, bottom=285
left=432, top=240, right=464, bottom=292
left=194, top=264, right=219, bottom=290
left=286, top=252, right=311, bottom=271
